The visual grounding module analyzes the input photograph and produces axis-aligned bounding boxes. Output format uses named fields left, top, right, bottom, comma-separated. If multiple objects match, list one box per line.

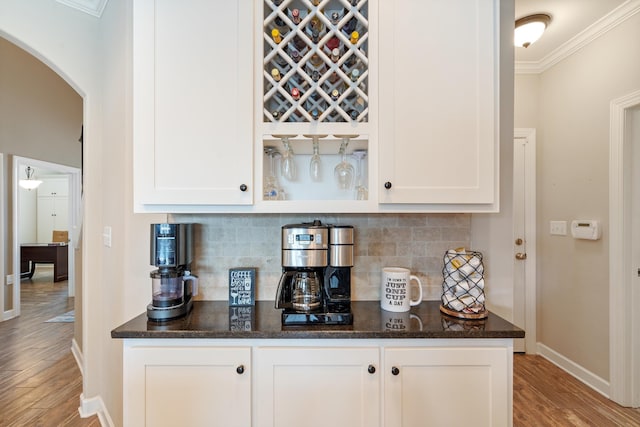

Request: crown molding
left=515, top=0, right=640, bottom=75
left=56, top=0, right=108, bottom=18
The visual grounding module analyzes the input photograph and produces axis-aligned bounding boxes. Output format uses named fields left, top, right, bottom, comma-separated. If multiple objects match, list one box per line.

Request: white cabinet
left=384, top=346, right=510, bottom=427
left=123, top=342, right=251, bottom=427
left=254, top=346, right=380, bottom=427
left=378, top=0, right=499, bottom=209
left=131, top=0, right=506, bottom=213
left=133, top=0, right=254, bottom=210
left=37, top=178, right=69, bottom=243
left=121, top=339, right=514, bottom=426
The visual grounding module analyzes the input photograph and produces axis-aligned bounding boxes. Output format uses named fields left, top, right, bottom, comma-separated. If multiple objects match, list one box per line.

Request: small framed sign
left=228, top=268, right=256, bottom=306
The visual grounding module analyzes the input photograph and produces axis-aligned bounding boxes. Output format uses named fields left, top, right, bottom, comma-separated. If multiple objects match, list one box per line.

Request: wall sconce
left=19, top=166, right=43, bottom=190
left=514, top=14, right=551, bottom=48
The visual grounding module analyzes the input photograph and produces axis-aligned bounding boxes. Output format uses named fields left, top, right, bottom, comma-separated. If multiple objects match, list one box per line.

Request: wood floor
left=0, top=267, right=99, bottom=427
left=1, top=268, right=639, bottom=426
left=514, top=355, right=640, bottom=426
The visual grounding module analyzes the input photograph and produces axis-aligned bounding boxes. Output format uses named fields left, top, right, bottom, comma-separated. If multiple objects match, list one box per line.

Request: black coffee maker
left=275, top=220, right=353, bottom=325
left=147, top=223, right=198, bottom=321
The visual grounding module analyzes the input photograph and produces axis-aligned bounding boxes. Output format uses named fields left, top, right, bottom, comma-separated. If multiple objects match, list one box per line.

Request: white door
left=630, top=105, right=640, bottom=406
left=513, top=129, right=536, bottom=353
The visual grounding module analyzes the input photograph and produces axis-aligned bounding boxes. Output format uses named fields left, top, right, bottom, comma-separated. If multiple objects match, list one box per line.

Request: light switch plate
left=550, top=221, right=567, bottom=236
left=103, top=226, right=112, bottom=247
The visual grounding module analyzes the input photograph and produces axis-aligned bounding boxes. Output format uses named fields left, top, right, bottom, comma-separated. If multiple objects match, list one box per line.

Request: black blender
left=147, top=223, right=198, bottom=321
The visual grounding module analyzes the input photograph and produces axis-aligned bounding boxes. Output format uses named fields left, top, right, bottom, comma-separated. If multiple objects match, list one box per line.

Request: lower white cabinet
left=254, top=347, right=380, bottom=427
left=384, top=347, right=510, bottom=427
left=123, top=343, right=251, bottom=427
left=122, top=339, right=513, bottom=427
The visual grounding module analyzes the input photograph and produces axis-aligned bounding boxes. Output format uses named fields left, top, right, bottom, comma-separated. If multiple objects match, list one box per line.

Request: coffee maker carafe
left=147, top=223, right=198, bottom=321
left=275, top=220, right=353, bottom=325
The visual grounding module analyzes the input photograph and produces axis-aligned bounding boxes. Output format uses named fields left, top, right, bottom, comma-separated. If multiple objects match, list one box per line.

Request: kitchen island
left=113, top=301, right=523, bottom=427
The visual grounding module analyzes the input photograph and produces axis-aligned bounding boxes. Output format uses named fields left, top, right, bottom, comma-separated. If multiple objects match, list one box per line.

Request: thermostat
left=571, top=220, right=601, bottom=240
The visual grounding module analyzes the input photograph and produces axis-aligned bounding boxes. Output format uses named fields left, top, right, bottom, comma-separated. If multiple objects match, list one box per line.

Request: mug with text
left=380, top=267, right=423, bottom=312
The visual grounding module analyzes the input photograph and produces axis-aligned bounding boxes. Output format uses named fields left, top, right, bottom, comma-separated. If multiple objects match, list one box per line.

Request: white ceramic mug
left=380, top=267, right=423, bottom=312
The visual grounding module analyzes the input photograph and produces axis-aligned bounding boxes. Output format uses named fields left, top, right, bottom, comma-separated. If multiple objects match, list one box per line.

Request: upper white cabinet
left=133, top=0, right=254, bottom=211
left=378, top=0, right=499, bottom=210
left=132, top=0, right=506, bottom=213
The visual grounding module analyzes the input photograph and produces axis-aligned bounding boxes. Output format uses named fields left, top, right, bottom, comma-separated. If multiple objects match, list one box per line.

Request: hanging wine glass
left=304, top=134, right=328, bottom=182
left=333, top=134, right=358, bottom=190
left=274, top=135, right=297, bottom=181
left=352, top=149, right=368, bottom=200
left=263, top=146, right=281, bottom=200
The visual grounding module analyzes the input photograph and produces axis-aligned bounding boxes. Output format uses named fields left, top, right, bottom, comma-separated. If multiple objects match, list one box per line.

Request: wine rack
left=263, top=0, right=369, bottom=123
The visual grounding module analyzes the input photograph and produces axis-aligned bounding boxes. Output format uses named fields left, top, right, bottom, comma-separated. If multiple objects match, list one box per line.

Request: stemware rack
left=262, top=134, right=369, bottom=201
left=263, top=0, right=369, bottom=123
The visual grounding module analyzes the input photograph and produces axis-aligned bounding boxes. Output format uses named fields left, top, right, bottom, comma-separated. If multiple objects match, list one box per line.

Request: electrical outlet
left=550, top=221, right=567, bottom=236
left=6, top=274, right=13, bottom=285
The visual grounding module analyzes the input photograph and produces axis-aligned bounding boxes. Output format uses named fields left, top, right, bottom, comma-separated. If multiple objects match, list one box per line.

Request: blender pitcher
left=151, top=270, right=198, bottom=308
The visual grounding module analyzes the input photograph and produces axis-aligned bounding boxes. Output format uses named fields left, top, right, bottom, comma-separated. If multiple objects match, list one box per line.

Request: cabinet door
left=124, top=345, right=251, bottom=427
left=385, top=347, right=510, bottom=427
left=37, top=178, right=69, bottom=197
left=255, top=347, right=380, bottom=427
left=37, top=196, right=68, bottom=243
left=133, top=0, right=253, bottom=210
left=378, top=0, right=498, bottom=206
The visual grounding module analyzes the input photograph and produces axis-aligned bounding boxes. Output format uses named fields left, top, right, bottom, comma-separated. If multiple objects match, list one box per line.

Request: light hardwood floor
left=0, top=267, right=99, bottom=427
left=2, top=268, right=639, bottom=426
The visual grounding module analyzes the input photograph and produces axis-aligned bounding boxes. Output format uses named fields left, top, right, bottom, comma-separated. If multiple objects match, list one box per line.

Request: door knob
left=515, top=238, right=523, bottom=245
left=515, top=253, right=527, bottom=260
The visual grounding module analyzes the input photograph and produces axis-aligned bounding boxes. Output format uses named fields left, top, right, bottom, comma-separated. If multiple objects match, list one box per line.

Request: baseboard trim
left=537, top=343, right=610, bottom=398
left=70, top=338, right=84, bottom=376
left=79, top=393, right=115, bottom=427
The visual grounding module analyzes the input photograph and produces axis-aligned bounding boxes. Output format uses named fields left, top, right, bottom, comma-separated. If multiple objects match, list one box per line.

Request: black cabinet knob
left=368, top=365, right=376, bottom=374
left=239, top=184, right=248, bottom=192
left=384, top=181, right=392, bottom=190
left=236, top=365, right=245, bottom=374
left=391, top=366, right=400, bottom=376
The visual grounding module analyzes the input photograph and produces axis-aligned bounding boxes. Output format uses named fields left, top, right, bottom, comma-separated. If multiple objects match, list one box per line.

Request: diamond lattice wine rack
left=263, top=0, right=369, bottom=123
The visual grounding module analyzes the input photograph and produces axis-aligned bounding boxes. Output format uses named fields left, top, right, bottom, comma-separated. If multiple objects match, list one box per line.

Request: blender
left=147, top=223, right=198, bottom=321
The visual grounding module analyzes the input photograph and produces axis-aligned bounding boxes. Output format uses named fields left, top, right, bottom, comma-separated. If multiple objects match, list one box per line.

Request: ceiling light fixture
left=19, top=166, right=43, bottom=190
left=514, top=14, right=551, bottom=48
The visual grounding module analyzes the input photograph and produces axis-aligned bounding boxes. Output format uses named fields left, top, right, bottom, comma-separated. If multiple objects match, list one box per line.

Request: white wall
left=515, top=12, right=640, bottom=381
left=0, top=0, right=107, bottom=421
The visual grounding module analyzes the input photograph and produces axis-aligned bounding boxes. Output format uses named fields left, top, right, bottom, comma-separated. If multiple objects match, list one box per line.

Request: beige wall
left=0, top=37, right=82, bottom=312
left=514, top=12, right=640, bottom=381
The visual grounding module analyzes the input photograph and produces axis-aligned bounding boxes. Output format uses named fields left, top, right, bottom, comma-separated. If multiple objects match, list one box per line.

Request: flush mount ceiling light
left=514, top=14, right=551, bottom=48
left=19, top=166, right=43, bottom=190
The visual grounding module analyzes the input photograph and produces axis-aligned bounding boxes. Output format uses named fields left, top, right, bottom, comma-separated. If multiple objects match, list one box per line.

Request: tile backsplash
left=170, top=213, right=471, bottom=302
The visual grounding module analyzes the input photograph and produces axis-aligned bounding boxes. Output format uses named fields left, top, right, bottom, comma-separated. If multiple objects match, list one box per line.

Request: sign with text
left=228, top=268, right=256, bottom=306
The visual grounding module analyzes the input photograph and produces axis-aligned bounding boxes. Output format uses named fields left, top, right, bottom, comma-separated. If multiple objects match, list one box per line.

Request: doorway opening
left=609, top=89, right=640, bottom=407
left=10, top=157, right=81, bottom=318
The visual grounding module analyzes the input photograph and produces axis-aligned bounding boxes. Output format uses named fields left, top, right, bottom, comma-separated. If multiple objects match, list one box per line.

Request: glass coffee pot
left=292, top=271, right=321, bottom=311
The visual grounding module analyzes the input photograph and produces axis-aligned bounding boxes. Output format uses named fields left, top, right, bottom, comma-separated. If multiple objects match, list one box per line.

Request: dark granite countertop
left=111, top=301, right=524, bottom=340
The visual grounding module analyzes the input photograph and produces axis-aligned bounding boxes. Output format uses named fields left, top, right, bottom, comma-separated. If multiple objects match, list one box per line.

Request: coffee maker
left=275, top=220, right=353, bottom=325
left=147, top=223, right=198, bottom=321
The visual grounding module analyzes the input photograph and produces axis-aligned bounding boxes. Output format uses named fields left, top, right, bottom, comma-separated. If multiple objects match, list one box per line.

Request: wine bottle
left=291, top=8, right=301, bottom=25
left=289, top=48, right=301, bottom=63
left=331, top=89, right=340, bottom=101
left=331, top=47, right=340, bottom=62
left=350, top=31, right=359, bottom=45
left=271, top=28, right=282, bottom=44
left=274, top=17, right=289, bottom=35
left=271, top=68, right=282, bottom=82
left=291, top=87, right=301, bottom=100
left=350, top=68, right=359, bottom=82
left=330, top=11, right=340, bottom=25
